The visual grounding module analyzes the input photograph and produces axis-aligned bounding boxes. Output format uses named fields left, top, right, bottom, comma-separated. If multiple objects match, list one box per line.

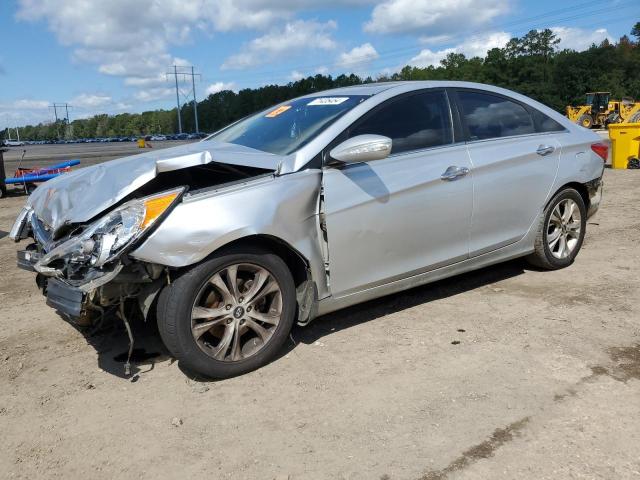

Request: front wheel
left=157, top=246, right=296, bottom=378
left=577, top=114, right=593, bottom=129
left=526, top=188, right=587, bottom=270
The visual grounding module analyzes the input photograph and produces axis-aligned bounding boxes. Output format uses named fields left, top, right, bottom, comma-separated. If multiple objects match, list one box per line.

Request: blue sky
left=1, top=0, right=638, bottom=129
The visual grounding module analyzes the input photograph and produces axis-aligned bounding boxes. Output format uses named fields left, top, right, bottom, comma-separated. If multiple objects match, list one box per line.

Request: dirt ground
left=1, top=168, right=639, bottom=480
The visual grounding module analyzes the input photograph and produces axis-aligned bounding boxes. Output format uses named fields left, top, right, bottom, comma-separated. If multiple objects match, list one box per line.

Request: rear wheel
left=629, top=112, right=640, bottom=124
left=578, top=114, right=593, bottom=129
left=526, top=188, right=586, bottom=270
left=157, top=246, right=296, bottom=378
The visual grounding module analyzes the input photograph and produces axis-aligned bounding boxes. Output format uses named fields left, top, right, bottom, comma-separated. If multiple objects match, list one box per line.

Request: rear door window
left=348, top=90, right=453, bottom=154
left=457, top=90, right=535, bottom=141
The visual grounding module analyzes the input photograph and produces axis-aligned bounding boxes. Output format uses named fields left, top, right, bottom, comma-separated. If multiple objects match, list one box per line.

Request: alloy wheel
left=191, top=263, right=283, bottom=362
left=546, top=198, right=582, bottom=259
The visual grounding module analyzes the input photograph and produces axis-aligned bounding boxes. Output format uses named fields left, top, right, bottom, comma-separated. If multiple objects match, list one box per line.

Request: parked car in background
left=10, top=81, right=605, bottom=379
left=150, top=135, right=167, bottom=141
left=4, top=140, right=25, bottom=147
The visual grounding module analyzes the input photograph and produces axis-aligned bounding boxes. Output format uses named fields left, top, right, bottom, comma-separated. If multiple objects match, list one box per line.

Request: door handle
left=441, top=166, right=470, bottom=181
left=536, top=145, right=555, bottom=156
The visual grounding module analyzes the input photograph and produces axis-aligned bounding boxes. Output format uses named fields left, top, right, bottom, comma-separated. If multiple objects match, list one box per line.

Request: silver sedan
left=10, top=81, right=606, bottom=378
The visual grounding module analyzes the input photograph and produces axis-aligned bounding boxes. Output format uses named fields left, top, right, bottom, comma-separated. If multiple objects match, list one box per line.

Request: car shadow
left=0, top=187, right=28, bottom=198
left=289, top=258, right=527, bottom=348
left=340, top=163, right=390, bottom=202
left=0, top=230, right=8, bottom=240
left=181, top=258, right=529, bottom=382
left=60, top=259, right=528, bottom=382
left=57, top=310, right=173, bottom=381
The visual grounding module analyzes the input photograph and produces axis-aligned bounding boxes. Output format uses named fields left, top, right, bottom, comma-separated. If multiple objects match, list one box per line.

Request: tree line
left=5, top=23, right=640, bottom=141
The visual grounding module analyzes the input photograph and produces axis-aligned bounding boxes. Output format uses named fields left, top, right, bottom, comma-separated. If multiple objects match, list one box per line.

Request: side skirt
left=314, top=217, right=539, bottom=318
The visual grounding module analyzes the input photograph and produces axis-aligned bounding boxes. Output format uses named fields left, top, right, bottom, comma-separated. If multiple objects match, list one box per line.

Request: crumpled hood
left=27, top=140, right=282, bottom=235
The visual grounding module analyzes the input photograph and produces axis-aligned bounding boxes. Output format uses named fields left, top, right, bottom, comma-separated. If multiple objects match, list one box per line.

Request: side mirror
left=329, top=134, right=392, bottom=164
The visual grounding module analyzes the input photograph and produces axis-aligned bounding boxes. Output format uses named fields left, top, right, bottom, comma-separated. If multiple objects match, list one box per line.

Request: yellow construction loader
left=566, top=92, right=640, bottom=128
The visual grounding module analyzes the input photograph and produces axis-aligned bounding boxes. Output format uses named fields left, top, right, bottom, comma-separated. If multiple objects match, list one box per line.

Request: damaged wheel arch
left=163, top=233, right=319, bottom=326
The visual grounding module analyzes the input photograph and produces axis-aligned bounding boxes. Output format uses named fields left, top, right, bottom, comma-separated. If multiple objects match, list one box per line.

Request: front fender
left=130, top=170, right=328, bottom=298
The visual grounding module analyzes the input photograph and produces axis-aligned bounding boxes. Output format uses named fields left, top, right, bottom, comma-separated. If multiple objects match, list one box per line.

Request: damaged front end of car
left=10, top=140, right=287, bottom=374
left=13, top=187, right=184, bottom=324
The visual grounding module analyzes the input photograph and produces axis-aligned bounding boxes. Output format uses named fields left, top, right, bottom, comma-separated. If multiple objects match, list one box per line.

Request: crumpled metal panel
left=26, top=141, right=283, bottom=235
left=131, top=169, right=329, bottom=299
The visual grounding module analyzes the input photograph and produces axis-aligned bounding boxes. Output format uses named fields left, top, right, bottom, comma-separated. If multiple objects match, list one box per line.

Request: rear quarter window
left=531, top=109, right=566, bottom=133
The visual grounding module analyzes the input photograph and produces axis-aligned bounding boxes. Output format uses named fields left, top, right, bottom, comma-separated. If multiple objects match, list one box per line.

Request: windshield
left=208, top=95, right=368, bottom=155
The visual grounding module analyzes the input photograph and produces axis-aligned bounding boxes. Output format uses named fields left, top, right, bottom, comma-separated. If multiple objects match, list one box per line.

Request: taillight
left=591, top=142, right=608, bottom=162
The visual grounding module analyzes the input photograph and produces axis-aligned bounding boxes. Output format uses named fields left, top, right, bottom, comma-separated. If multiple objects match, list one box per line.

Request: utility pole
left=172, top=65, right=182, bottom=134
left=192, top=66, right=199, bottom=134
left=49, top=103, right=71, bottom=139
left=167, top=65, right=201, bottom=134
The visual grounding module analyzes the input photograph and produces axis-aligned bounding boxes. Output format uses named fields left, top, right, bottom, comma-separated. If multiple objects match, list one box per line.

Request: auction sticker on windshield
left=307, top=97, right=349, bottom=106
left=265, top=105, right=291, bottom=118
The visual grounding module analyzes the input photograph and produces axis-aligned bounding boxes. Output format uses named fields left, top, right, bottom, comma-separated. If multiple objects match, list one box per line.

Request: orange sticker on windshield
left=265, top=105, right=291, bottom=118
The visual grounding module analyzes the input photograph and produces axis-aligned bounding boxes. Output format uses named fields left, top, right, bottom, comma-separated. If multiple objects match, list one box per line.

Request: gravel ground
left=0, top=167, right=639, bottom=480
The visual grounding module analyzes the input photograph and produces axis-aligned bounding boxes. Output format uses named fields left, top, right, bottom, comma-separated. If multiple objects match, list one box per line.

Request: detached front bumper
left=45, top=278, right=85, bottom=317
left=17, top=248, right=85, bottom=318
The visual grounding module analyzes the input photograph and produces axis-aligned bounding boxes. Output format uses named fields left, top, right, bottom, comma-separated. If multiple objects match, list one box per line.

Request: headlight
left=35, top=187, right=183, bottom=273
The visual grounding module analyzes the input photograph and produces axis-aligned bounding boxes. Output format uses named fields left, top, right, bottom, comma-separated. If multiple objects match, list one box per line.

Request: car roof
left=304, top=80, right=531, bottom=98
left=304, top=82, right=407, bottom=97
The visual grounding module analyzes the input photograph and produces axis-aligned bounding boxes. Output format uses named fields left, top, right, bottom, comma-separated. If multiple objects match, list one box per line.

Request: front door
left=322, top=90, right=473, bottom=297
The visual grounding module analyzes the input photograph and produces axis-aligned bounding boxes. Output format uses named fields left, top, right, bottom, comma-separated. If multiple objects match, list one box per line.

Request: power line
left=208, top=0, right=638, bottom=84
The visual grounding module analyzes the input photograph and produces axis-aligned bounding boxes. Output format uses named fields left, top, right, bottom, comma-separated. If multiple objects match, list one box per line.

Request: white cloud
left=69, top=93, right=112, bottom=109
left=409, top=48, right=455, bottom=68
left=134, top=87, right=174, bottom=103
left=289, top=71, right=305, bottom=81
left=418, top=34, right=454, bottom=45
left=5, top=99, right=50, bottom=110
left=14, top=0, right=370, bottom=92
left=124, top=75, right=167, bottom=88
left=337, top=43, right=379, bottom=68
left=409, top=31, right=510, bottom=67
left=365, top=0, right=509, bottom=35
left=205, top=82, right=236, bottom=95
left=0, top=99, right=52, bottom=128
left=552, top=26, right=612, bottom=51
left=222, top=20, right=337, bottom=70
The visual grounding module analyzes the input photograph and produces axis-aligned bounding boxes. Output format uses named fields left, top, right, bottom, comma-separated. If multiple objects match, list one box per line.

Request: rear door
left=322, top=89, right=473, bottom=297
left=452, top=89, right=562, bottom=256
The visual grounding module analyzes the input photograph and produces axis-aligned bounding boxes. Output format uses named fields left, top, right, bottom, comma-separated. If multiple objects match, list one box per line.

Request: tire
left=526, top=188, right=587, bottom=270
left=629, top=112, right=640, bottom=124
left=577, top=114, right=593, bottom=129
left=157, top=246, right=296, bottom=378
